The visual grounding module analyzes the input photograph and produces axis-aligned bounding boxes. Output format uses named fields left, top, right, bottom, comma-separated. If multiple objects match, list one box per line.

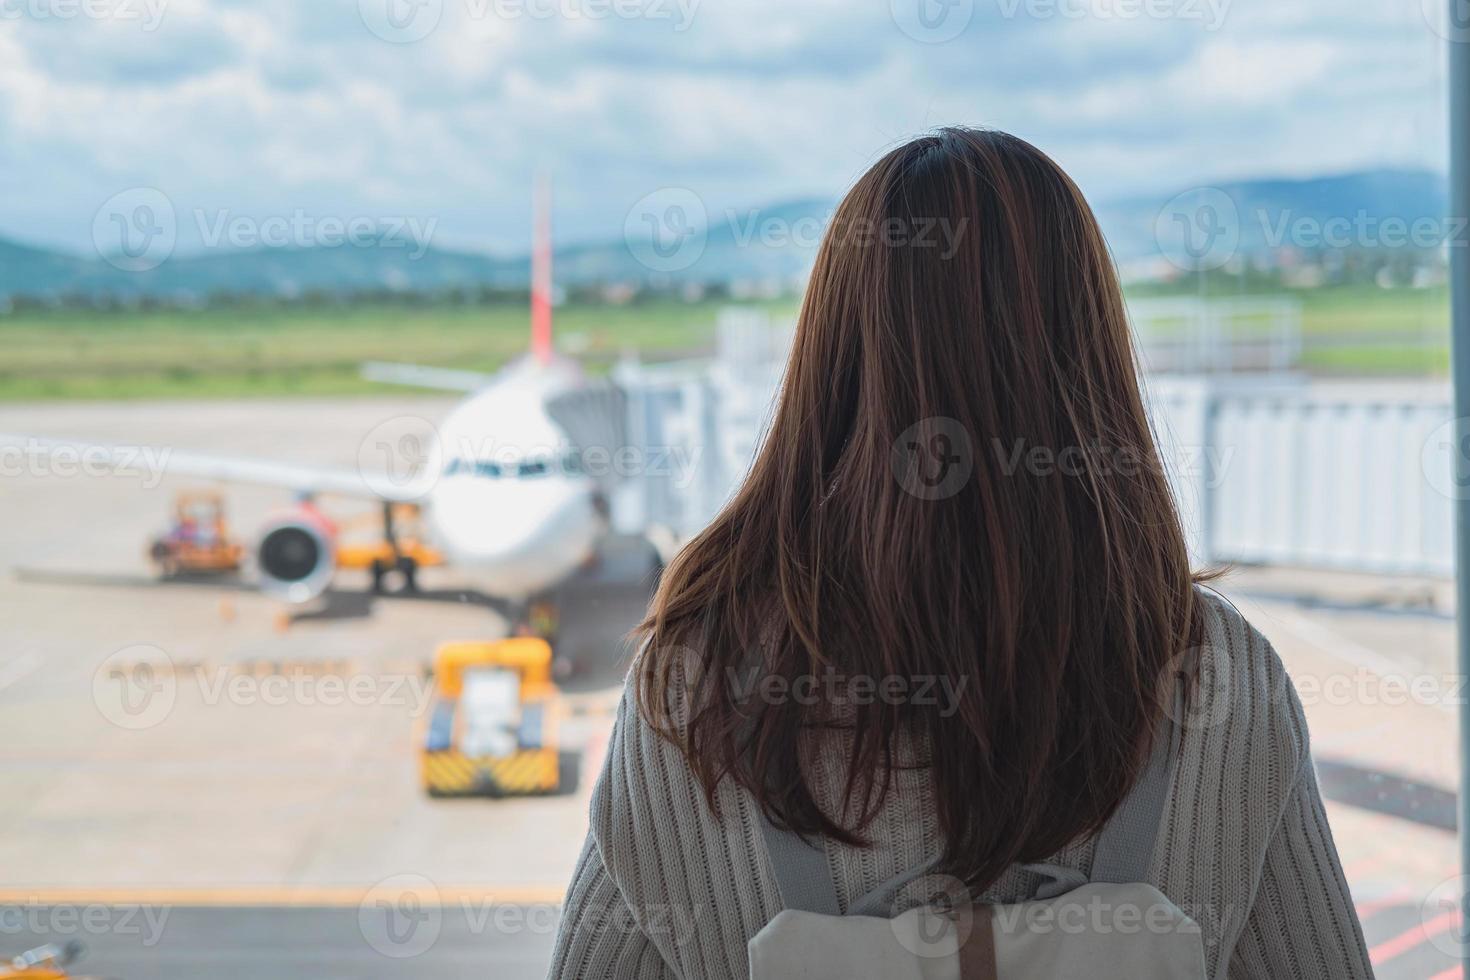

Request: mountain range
left=0, top=170, right=1447, bottom=303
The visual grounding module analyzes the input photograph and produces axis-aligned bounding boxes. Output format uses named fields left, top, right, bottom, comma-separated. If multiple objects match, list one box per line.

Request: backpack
left=747, top=707, right=1206, bottom=979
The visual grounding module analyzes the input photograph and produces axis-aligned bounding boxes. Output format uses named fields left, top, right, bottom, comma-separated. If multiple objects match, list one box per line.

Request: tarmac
left=0, top=399, right=1461, bottom=978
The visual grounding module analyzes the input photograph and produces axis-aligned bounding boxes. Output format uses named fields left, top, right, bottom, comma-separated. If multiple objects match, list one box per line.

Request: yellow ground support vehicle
left=420, top=637, right=579, bottom=798
left=148, top=491, right=244, bottom=576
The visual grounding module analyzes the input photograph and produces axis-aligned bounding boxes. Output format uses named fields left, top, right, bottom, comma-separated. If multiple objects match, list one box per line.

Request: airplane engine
left=256, top=507, right=336, bottom=603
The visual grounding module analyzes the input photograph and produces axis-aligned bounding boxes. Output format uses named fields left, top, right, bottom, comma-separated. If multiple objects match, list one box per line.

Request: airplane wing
left=0, top=433, right=429, bottom=502
left=361, top=361, right=495, bottom=392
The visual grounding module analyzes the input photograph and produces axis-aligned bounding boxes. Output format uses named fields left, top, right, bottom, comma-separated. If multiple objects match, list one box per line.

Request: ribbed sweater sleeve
left=548, top=833, right=677, bottom=979
left=1226, top=760, right=1373, bottom=979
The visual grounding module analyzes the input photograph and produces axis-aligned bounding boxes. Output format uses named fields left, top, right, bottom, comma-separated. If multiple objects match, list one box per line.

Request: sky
left=0, top=0, right=1451, bottom=257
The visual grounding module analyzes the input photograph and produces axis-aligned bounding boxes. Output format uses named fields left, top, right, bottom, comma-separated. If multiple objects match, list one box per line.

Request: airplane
left=0, top=175, right=640, bottom=634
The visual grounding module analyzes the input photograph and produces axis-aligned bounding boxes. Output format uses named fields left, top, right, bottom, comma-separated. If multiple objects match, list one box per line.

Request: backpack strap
left=760, top=817, right=946, bottom=917
left=755, top=677, right=1182, bottom=911
left=757, top=812, right=842, bottom=915
left=1088, top=685, right=1183, bottom=884
left=724, top=601, right=843, bottom=918
left=847, top=855, right=942, bottom=917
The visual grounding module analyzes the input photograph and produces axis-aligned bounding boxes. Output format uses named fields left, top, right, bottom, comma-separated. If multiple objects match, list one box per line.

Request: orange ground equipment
left=2, top=941, right=91, bottom=980
left=148, top=491, right=244, bottom=576
left=334, top=503, right=443, bottom=593
left=420, top=637, right=579, bottom=798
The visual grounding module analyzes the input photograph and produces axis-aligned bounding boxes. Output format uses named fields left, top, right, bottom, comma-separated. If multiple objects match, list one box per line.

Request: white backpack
left=748, top=712, right=1206, bottom=979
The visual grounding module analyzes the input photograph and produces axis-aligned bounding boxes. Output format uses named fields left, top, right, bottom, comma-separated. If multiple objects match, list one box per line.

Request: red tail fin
left=531, top=172, right=554, bottom=365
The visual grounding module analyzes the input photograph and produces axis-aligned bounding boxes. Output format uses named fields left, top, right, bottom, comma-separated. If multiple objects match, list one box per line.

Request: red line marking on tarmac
left=1370, top=910, right=1460, bottom=966
left=1345, top=851, right=1397, bottom=881
left=1355, top=886, right=1415, bottom=921
left=1428, top=969, right=1459, bottom=980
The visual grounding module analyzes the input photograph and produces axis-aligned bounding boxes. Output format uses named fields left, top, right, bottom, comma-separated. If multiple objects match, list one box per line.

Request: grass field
left=0, top=299, right=793, bottom=400
left=1293, top=283, right=1448, bottom=339
left=1128, top=282, right=1451, bottom=374
left=0, top=284, right=1450, bottom=400
left=1291, top=284, right=1450, bottom=374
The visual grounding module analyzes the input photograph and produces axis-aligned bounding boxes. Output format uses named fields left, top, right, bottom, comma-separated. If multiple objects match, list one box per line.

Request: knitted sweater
left=549, top=591, right=1373, bottom=979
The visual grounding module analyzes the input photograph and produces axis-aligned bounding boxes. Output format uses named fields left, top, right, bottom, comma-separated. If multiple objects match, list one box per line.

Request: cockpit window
left=446, top=453, right=583, bottom=480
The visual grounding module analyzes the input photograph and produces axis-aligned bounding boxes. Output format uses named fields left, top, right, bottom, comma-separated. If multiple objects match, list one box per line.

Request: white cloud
left=0, top=0, right=1449, bottom=254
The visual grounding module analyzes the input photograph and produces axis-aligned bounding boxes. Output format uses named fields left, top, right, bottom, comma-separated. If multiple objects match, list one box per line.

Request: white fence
left=614, top=313, right=1458, bottom=579
left=1200, top=382, right=1454, bottom=576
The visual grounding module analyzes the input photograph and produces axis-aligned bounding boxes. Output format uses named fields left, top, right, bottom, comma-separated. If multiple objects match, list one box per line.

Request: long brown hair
left=636, top=127, right=1201, bottom=891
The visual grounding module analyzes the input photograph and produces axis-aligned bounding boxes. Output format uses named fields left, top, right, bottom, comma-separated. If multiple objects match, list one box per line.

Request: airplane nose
left=429, top=476, right=599, bottom=566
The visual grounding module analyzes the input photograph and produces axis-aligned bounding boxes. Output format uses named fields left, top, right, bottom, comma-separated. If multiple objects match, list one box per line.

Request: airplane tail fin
left=531, top=172, right=554, bottom=365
